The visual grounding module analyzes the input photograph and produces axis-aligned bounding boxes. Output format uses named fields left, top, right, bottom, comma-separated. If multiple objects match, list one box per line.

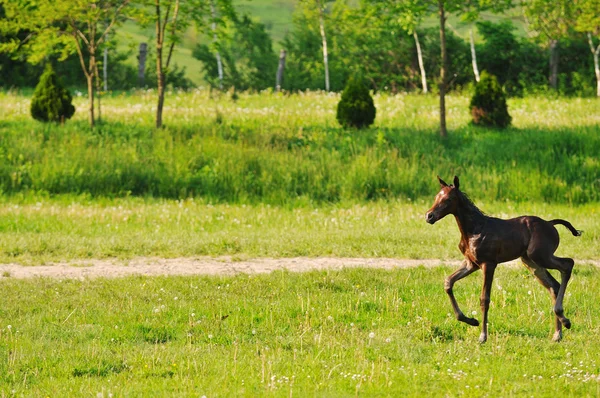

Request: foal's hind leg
left=528, top=251, right=575, bottom=338
left=521, top=256, right=563, bottom=341
left=551, top=256, right=574, bottom=330
left=445, top=260, right=480, bottom=327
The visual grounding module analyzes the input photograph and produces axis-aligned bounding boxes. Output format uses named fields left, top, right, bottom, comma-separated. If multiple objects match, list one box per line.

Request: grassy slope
left=235, top=0, right=296, bottom=44
left=115, top=23, right=206, bottom=86
left=113, top=0, right=297, bottom=86
left=1, top=266, right=599, bottom=395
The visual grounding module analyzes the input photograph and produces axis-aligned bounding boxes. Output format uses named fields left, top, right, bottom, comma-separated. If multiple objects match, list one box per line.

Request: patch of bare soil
left=0, top=257, right=597, bottom=280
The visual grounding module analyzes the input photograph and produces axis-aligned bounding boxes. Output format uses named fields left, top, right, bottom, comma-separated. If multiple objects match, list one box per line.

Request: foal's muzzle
left=425, top=212, right=436, bottom=224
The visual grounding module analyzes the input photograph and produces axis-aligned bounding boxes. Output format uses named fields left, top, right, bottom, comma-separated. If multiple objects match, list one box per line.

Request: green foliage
left=420, top=27, right=472, bottom=91
left=475, top=21, right=598, bottom=97
left=336, top=75, right=376, bottom=128
left=193, top=14, right=277, bottom=91
left=143, top=54, right=194, bottom=90
left=282, top=1, right=420, bottom=92
left=476, top=21, right=524, bottom=94
left=555, top=37, right=598, bottom=97
left=469, top=71, right=511, bottom=128
left=30, top=64, right=75, bottom=123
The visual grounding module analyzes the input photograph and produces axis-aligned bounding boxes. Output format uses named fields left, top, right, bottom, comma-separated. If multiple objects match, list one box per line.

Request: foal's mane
left=456, top=188, right=486, bottom=218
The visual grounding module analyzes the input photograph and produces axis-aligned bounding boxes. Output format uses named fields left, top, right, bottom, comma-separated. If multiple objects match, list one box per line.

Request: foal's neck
left=453, top=192, right=486, bottom=237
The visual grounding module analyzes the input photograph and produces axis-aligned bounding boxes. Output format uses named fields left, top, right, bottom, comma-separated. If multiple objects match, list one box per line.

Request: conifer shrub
left=30, top=64, right=75, bottom=123
left=336, top=75, right=376, bottom=129
left=469, top=71, right=511, bottom=128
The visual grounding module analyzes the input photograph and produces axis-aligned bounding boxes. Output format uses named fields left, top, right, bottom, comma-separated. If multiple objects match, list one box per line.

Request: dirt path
left=0, top=257, right=597, bottom=280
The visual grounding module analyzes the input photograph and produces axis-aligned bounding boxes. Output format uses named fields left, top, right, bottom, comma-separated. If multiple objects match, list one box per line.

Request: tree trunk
left=587, top=33, right=600, bottom=97
left=157, top=73, right=165, bottom=128
left=138, top=43, right=147, bottom=87
left=211, top=0, right=224, bottom=90
left=156, top=14, right=165, bottom=128
left=94, top=57, right=102, bottom=123
left=276, top=49, right=286, bottom=91
left=156, top=52, right=165, bottom=129
left=549, top=39, right=559, bottom=90
left=86, top=73, right=95, bottom=128
left=96, top=74, right=102, bottom=123
left=438, top=1, right=447, bottom=138
left=103, top=47, right=108, bottom=91
left=470, top=28, right=480, bottom=82
left=413, top=31, right=427, bottom=94
left=318, top=3, right=330, bottom=92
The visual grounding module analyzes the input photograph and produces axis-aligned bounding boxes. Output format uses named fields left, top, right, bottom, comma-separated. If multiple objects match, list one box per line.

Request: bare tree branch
left=98, top=0, right=131, bottom=46
left=161, top=3, right=173, bottom=48
left=165, top=0, right=181, bottom=69
left=72, top=31, right=91, bottom=79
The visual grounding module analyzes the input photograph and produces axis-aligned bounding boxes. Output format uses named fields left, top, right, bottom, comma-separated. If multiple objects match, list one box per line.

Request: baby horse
left=425, top=176, right=581, bottom=343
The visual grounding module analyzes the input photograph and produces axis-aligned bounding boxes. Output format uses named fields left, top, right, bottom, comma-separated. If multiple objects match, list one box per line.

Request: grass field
left=0, top=196, right=597, bottom=264
left=1, top=266, right=600, bottom=396
left=1, top=89, right=599, bottom=395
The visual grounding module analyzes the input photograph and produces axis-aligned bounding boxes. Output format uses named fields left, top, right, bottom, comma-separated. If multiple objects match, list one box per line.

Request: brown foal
left=426, top=176, right=581, bottom=343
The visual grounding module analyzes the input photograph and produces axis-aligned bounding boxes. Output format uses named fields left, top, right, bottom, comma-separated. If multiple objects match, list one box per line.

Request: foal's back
left=471, top=215, right=561, bottom=265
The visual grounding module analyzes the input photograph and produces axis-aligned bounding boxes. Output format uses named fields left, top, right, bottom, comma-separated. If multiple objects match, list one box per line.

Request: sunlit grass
left=0, top=196, right=597, bottom=264
left=0, top=266, right=599, bottom=395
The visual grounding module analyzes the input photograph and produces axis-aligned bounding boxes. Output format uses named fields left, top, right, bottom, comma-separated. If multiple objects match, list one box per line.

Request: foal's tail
left=550, top=219, right=583, bottom=237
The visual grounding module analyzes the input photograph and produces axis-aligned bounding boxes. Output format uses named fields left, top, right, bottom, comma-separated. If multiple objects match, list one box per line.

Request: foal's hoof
left=478, top=333, right=487, bottom=344
left=552, top=331, right=562, bottom=342
left=458, top=314, right=480, bottom=327
left=561, top=318, right=571, bottom=329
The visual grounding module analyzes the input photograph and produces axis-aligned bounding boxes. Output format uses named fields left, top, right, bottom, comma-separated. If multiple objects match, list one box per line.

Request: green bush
left=469, top=71, right=511, bottom=128
left=336, top=75, right=376, bottom=129
left=30, top=64, right=75, bottom=123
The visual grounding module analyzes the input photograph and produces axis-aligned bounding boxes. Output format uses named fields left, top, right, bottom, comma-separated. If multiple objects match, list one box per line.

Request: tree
left=336, top=74, right=376, bottom=128
left=317, top=0, right=331, bottom=91
left=31, top=64, right=76, bottom=123
left=369, top=0, right=507, bottom=136
left=475, top=21, right=520, bottom=88
left=522, top=0, right=576, bottom=91
left=434, top=0, right=512, bottom=137
left=370, top=0, right=430, bottom=93
left=193, top=15, right=277, bottom=91
left=141, top=0, right=234, bottom=128
left=575, top=0, right=600, bottom=97
left=469, top=71, right=511, bottom=128
left=0, top=0, right=131, bottom=128
left=296, top=0, right=333, bottom=91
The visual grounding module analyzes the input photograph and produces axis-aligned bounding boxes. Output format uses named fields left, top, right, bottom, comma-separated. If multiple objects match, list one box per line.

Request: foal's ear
left=453, top=176, right=460, bottom=190
left=437, top=175, right=448, bottom=187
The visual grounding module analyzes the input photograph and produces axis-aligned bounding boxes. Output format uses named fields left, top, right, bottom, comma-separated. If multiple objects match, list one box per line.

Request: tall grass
left=1, top=90, right=598, bottom=204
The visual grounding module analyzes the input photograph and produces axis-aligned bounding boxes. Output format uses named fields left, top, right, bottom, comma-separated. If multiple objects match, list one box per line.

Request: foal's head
left=425, top=176, right=461, bottom=224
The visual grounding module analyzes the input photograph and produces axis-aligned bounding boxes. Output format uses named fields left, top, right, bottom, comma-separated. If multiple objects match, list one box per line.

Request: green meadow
left=0, top=90, right=598, bottom=395
left=1, top=267, right=600, bottom=396
left=0, top=197, right=597, bottom=264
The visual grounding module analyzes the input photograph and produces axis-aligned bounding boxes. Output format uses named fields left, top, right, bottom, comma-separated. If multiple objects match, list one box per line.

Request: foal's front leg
left=445, top=260, right=480, bottom=327
left=479, top=262, right=497, bottom=343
